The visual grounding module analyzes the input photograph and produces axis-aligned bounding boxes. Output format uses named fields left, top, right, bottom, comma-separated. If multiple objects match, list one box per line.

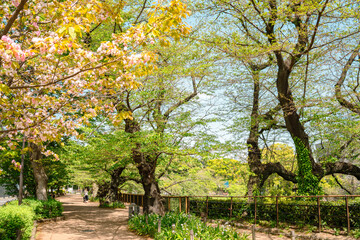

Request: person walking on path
left=83, top=188, right=89, bottom=203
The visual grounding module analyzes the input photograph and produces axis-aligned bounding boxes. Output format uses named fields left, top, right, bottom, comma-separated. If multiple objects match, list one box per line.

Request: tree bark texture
left=98, top=167, right=126, bottom=205
left=246, top=69, right=297, bottom=195
left=125, top=118, right=164, bottom=214
left=29, top=143, right=48, bottom=201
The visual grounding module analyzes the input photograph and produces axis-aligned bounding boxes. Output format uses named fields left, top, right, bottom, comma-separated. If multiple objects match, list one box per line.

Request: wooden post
left=254, top=196, right=257, bottom=226
left=276, top=196, right=279, bottom=228
left=141, top=195, right=144, bottom=207
left=317, top=196, right=321, bottom=232
left=190, top=229, right=194, bottom=240
left=179, top=197, right=182, bottom=212
left=346, top=196, right=350, bottom=235
left=230, top=197, right=233, bottom=219
left=206, top=196, right=209, bottom=218
left=251, top=225, right=256, bottom=240
left=158, top=219, right=161, bottom=233
left=185, top=197, right=188, bottom=214
left=291, top=230, right=296, bottom=240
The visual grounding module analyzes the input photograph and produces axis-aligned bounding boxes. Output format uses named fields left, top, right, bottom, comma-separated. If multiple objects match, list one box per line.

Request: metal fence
left=121, top=193, right=360, bottom=235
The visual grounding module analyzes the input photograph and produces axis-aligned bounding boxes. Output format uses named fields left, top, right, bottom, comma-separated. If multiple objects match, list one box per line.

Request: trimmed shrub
left=189, top=198, right=360, bottom=229
left=99, top=201, right=125, bottom=209
left=8, top=198, right=63, bottom=220
left=128, top=212, right=248, bottom=240
left=0, top=205, right=35, bottom=240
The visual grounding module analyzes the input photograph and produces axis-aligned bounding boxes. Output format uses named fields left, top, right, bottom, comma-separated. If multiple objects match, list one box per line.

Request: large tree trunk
left=246, top=70, right=265, bottom=195
left=246, top=68, right=297, bottom=195
left=125, top=118, right=164, bottom=214
left=30, top=143, right=48, bottom=201
left=137, top=160, right=164, bottom=215
left=98, top=167, right=125, bottom=205
left=276, top=65, right=324, bottom=176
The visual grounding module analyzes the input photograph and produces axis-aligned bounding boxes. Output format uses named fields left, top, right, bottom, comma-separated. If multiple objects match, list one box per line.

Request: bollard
left=158, top=219, right=161, bottom=233
left=134, top=204, right=140, bottom=215
left=251, top=225, right=256, bottom=240
left=190, top=229, right=194, bottom=240
left=128, top=203, right=135, bottom=219
left=291, top=230, right=296, bottom=240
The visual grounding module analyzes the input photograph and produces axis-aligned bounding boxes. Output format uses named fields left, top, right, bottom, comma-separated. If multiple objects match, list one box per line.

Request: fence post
left=141, top=195, right=144, bottom=207
left=317, top=196, right=321, bottom=232
left=346, top=196, right=350, bottom=235
left=276, top=196, right=279, bottom=228
left=254, top=196, right=257, bottom=226
left=230, top=197, right=233, bottom=219
left=251, top=225, right=256, bottom=240
left=185, top=196, right=188, bottom=214
left=179, top=197, right=182, bottom=212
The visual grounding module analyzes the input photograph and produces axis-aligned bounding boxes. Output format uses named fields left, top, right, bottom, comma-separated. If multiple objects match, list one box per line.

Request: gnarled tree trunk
left=98, top=166, right=126, bottom=205
left=125, top=118, right=164, bottom=214
left=137, top=160, right=164, bottom=215
left=30, top=143, right=48, bottom=200
left=246, top=68, right=297, bottom=195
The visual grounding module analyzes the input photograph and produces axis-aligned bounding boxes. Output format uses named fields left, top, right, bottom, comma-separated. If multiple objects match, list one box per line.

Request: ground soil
left=35, top=194, right=149, bottom=240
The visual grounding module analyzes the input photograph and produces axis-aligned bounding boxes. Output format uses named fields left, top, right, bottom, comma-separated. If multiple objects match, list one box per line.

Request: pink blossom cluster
left=11, top=159, right=21, bottom=170
left=0, top=35, right=33, bottom=68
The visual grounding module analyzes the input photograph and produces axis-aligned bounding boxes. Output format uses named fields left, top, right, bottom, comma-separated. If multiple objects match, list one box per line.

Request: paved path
left=36, top=194, right=149, bottom=240
left=0, top=196, right=17, bottom=206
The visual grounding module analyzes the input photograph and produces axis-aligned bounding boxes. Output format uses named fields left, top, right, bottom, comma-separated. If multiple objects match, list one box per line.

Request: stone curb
left=30, top=221, right=37, bottom=240
left=30, top=216, right=65, bottom=240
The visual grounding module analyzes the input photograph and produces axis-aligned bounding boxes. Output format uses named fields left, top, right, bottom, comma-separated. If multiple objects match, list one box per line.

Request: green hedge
left=0, top=198, right=63, bottom=240
left=0, top=205, right=34, bottom=240
left=7, top=198, right=63, bottom=220
left=128, top=212, right=248, bottom=240
left=189, top=198, right=360, bottom=229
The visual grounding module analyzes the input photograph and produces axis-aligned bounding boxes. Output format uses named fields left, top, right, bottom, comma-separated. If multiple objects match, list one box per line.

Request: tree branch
left=0, top=0, right=28, bottom=38
left=335, top=46, right=360, bottom=115
left=332, top=174, right=352, bottom=195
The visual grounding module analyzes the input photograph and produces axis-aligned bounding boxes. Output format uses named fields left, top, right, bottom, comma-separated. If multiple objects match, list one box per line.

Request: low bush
left=190, top=198, right=360, bottom=229
left=7, top=198, right=63, bottom=220
left=0, top=205, right=35, bottom=240
left=0, top=198, right=63, bottom=239
left=128, top=212, right=249, bottom=240
left=99, top=201, right=125, bottom=208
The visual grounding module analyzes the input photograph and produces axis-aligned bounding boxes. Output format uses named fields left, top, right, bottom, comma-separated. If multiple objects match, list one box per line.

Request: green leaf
left=0, top=84, right=10, bottom=94
left=68, top=27, right=76, bottom=39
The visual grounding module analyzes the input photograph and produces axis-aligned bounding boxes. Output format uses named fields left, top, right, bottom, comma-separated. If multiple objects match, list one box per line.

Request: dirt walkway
left=36, top=194, right=148, bottom=240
